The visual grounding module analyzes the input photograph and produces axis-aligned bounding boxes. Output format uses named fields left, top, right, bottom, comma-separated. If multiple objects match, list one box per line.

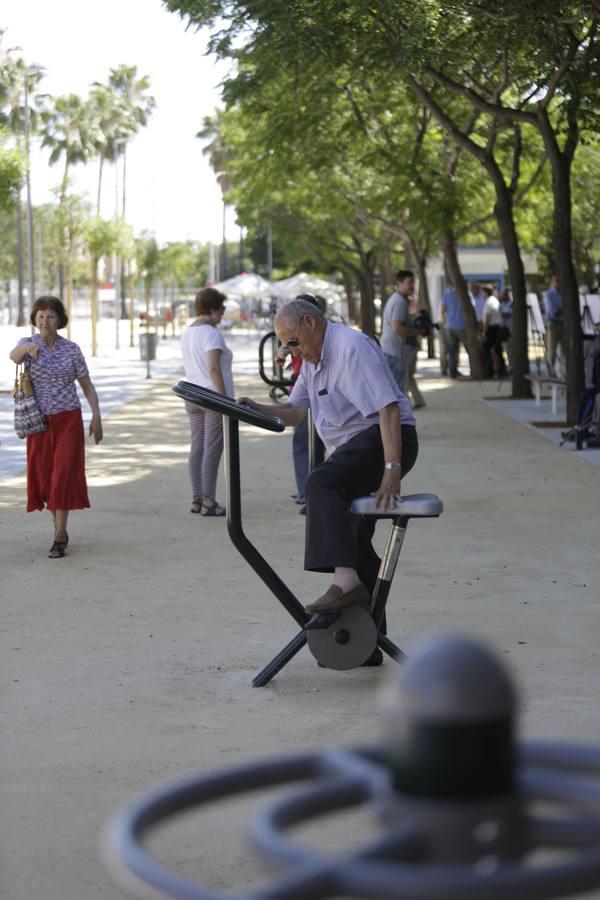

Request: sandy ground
left=1, top=352, right=600, bottom=899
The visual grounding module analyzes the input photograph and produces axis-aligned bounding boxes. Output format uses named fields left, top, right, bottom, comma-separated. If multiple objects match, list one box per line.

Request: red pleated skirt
left=26, top=408, right=90, bottom=512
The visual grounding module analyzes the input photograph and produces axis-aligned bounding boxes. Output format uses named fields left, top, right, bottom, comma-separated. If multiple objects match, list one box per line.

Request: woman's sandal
left=190, top=502, right=203, bottom=514
left=200, top=502, right=226, bottom=517
left=48, top=540, right=67, bottom=559
left=48, top=531, right=69, bottom=558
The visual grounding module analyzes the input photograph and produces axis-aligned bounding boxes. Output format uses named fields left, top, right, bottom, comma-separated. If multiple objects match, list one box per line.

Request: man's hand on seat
left=373, top=469, right=401, bottom=509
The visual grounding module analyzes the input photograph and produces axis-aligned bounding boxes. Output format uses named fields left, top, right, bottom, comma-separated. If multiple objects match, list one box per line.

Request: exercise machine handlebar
left=171, top=381, right=286, bottom=433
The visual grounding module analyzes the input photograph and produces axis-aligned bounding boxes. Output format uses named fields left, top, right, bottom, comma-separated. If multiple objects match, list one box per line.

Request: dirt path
left=1, top=372, right=599, bottom=899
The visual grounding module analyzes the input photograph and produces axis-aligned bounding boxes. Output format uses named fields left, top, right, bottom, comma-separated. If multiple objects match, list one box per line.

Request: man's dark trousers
left=304, top=424, right=418, bottom=594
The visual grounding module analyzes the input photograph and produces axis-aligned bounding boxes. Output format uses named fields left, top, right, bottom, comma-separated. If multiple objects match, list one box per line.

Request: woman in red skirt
left=9, top=296, right=103, bottom=558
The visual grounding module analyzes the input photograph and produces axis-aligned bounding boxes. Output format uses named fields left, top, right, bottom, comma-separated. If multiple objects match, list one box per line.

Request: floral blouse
left=17, top=335, right=89, bottom=416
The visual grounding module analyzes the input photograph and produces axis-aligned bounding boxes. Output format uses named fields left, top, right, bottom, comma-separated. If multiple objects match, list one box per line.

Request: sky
left=2, top=0, right=237, bottom=245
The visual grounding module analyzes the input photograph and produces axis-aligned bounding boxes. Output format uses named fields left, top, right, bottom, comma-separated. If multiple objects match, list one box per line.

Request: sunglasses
left=283, top=315, right=306, bottom=349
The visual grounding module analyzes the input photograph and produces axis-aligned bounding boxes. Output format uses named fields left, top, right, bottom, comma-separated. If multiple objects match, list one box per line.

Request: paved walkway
left=481, top=375, right=600, bottom=467
left=1, top=334, right=599, bottom=899
left=0, top=321, right=263, bottom=482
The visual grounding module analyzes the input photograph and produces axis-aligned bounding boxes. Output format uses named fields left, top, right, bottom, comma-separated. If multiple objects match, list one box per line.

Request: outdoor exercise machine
left=171, top=381, right=442, bottom=686
left=104, top=632, right=600, bottom=899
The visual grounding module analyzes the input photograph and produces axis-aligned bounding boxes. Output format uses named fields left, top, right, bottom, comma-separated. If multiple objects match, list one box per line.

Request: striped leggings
left=185, top=401, right=224, bottom=501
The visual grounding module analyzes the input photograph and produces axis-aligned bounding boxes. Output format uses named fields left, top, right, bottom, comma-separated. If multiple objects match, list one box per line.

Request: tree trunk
left=130, top=281, right=136, bottom=348
left=121, top=146, right=127, bottom=220
left=119, top=260, right=127, bottom=319
left=91, top=256, right=98, bottom=357
left=65, top=260, right=73, bottom=341
left=548, top=150, right=583, bottom=423
left=491, top=185, right=531, bottom=397
left=408, top=78, right=533, bottom=390
left=401, top=227, right=434, bottom=353
left=341, top=270, right=360, bottom=323
left=442, top=229, right=485, bottom=379
left=59, top=162, right=70, bottom=313
left=357, top=250, right=376, bottom=336
left=97, top=156, right=104, bottom=215
left=378, top=241, right=396, bottom=304
left=413, top=251, right=436, bottom=358
left=119, top=149, right=128, bottom=320
left=16, top=194, right=26, bottom=326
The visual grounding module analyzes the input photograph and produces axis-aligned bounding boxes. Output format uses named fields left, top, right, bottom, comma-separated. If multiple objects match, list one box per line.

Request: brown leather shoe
left=305, top=583, right=371, bottom=614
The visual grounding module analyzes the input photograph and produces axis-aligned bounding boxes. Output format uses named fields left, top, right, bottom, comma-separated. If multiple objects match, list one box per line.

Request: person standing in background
left=468, top=281, right=486, bottom=332
left=499, top=288, right=513, bottom=372
left=482, top=286, right=507, bottom=377
left=403, top=291, right=427, bottom=409
left=543, top=274, right=565, bottom=377
left=381, top=270, right=425, bottom=396
left=180, top=288, right=232, bottom=517
left=440, top=283, right=468, bottom=379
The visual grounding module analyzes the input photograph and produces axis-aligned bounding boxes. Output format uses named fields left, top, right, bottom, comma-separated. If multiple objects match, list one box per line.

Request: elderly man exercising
left=241, top=299, right=418, bottom=617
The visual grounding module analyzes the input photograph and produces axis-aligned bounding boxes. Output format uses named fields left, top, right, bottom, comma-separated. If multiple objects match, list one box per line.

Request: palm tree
left=89, top=83, right=125, bottom=214
left=106, top=65, right=155, bottom=220
left=40, top=93, right=96, bottom=205
left=198, top=111, right=233, bottom=279
left=1, top=34, right=46, bottom=322
left=40, top=93, right=96, bottom=321
left=0, top=133, right=21, bottom=213
left=105, top=65, right=155, bottom=317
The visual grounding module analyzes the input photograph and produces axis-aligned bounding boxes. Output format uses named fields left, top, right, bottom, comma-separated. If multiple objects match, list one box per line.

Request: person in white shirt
left=180, top=288, right=233, bottom=516
left=468, top=281, right=486, bottom=329
left=482, top=286, right=507, bottom=377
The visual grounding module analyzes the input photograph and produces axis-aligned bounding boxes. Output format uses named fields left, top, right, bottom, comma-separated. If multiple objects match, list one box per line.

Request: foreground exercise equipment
left=172, top=381, right=442, bottom=685
left=104, top=632, right=600, bottom=899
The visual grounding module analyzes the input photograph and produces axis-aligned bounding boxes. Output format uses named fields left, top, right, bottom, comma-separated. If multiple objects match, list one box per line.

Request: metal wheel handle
left=104, top=636, right=600, bottom=900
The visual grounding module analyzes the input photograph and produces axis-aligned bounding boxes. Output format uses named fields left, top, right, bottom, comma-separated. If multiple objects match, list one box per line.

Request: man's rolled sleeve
left=289, top=367, right=310, bottom=408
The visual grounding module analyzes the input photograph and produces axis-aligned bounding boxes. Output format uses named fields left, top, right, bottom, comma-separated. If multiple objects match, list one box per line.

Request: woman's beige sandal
left=200, top=502, right=226, bottom=517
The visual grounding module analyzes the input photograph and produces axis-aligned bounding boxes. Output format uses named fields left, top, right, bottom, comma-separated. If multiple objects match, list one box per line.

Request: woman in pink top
left=9, top=296, right=103, bottom=558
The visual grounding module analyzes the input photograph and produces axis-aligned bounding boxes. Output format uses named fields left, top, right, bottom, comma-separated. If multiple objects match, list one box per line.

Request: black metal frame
left=172, top=380, right=412, bottom=686
left=258, top=331, right=293, bottom=390
left=224, top=415, right=311, bottom=686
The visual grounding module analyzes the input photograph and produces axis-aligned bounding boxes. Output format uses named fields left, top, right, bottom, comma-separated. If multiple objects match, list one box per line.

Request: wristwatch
left=384, top=462, right=402, bottom=471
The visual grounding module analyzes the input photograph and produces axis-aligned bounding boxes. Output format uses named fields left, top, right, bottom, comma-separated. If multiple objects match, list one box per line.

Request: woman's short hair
left=195, top=288, right=226, bottom=316
left=30, top=295, right=68, bottom=329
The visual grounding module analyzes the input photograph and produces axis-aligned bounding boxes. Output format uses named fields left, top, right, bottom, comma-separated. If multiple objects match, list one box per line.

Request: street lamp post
left=114, top=152, right=121, bottom=350
left=23, top=71, right=36, bottom=312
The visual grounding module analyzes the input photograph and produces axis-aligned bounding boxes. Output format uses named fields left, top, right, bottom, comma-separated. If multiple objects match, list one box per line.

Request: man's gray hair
left=275, top=299, right=325, bottom=329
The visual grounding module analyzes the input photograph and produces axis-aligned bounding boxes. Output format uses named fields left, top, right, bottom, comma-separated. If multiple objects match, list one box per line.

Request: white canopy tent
left=211, top=272, right=275, bottom=299
left=271, top=272, right=344, bottom=303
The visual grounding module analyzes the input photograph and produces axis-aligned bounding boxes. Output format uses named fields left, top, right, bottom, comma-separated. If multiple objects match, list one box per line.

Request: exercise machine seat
left=351, top=493, right=443, bottom=519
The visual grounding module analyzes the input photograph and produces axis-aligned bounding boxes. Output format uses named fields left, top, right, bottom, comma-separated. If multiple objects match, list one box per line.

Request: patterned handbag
left=13, top=362, right=47, bottom=439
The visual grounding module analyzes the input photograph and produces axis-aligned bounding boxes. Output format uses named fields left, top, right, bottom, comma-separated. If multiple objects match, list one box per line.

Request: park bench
left=526, top=373, right=567, bottom=414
